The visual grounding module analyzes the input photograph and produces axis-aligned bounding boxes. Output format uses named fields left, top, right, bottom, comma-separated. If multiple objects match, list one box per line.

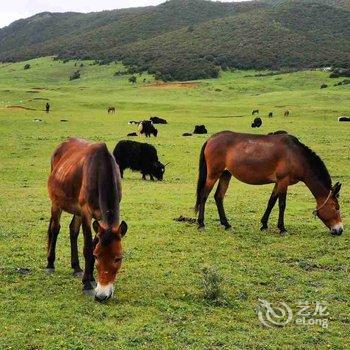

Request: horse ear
left=93, top=220, right=100, bottom=234
left=118, top=221, right=128, bottom=237
left=332, top=182, right=342, bottom=197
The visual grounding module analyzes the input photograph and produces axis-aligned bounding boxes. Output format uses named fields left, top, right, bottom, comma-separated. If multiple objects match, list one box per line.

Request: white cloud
left=0, top=0, right=246, bottom=29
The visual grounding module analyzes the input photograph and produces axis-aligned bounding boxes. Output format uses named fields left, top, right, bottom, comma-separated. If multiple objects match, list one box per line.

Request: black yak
left=338, top=116, right=350, bottom=122
left=150, top=116, right=167, bottom=124
left=268, top=112, right=273, bottom=118
left=139, top=120, right=158, bottom=137
left=251, top=117, right=262, bottom=128
left=193, top=125, right=207, bottom=134
left=113, top=140, right=165, bottom=180
left=252, top=109, right=259, bottom=115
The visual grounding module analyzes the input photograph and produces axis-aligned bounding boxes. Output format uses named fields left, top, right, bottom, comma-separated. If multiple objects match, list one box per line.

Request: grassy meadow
left=0, top=57, right=349, bottom=349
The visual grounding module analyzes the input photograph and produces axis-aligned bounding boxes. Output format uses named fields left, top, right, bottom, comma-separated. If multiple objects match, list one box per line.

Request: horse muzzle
left=94, top=283, right=114, bottom=302
left=331, top=223, right=344, bottom=236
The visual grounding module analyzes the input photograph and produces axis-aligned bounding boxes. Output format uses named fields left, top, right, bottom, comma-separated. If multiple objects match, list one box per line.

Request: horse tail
left=195, top=141, right=208, bottom=213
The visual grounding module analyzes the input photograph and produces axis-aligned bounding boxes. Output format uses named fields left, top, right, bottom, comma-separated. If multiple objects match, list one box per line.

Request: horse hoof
left=83, top=281, right=95, bottom=291
left=73, top=270, right=84, bottom=278
left=198, top=225, right=205, bottom=231
left=280, top=230, right=288, bottom=236
left=260, top=225, right=268, bottom=231
left=224, top=224, right=232, bottom=230
left=45, top=268, right=55, bottom=274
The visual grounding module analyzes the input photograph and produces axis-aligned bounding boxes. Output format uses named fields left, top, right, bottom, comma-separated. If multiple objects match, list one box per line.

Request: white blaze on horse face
left=332, top=222, right=343, bottom=232
left=95, top=283, right=114, bottom=300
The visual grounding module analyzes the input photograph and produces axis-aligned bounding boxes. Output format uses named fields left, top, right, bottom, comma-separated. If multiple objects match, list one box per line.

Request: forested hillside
left=0, top=0, right=349, bottom=81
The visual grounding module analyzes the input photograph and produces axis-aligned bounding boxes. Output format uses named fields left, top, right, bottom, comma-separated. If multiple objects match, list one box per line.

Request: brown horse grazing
left=195, top=131, right=343, bottom=235
left=47, top=138, right=128, bottom=302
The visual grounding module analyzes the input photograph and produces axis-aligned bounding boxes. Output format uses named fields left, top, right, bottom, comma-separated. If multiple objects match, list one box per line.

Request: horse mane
left=290, top=136, right=332, bottom=189
left=94, top=144, right=120, bottom=227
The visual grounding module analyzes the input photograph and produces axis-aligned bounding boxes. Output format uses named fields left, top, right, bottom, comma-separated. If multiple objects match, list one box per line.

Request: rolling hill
left=0, top=0, right=349, bottom=81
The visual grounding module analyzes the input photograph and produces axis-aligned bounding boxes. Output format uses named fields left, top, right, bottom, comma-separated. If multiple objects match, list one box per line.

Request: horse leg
left=277, top=190, right=288, bottom=234
left=81, top=214, right=96, bottom=291
left=46, top=207, right=62, bottom=273
left=198, top=175, right=219, bottom=229
left=69, top=215, right=83, bottom=277
left=214, top=170, right=232, bottom=229
left=260, top=184, right=278, bottom=231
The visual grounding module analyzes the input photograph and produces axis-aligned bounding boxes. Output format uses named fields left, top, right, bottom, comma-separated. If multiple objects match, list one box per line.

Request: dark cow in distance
left=113, top=140, right=165, bottom=180
left=251, top=117, right=262, bottom=128
left=268, top=112, right=273, bottom=118
left=139, top=120, right=158, bottom=137
left=108, top=107, right=116, bottom=114
left=193, top=125, right=207, bottom=134
left=252, top=109, right=259, bottom=115
left=150, top=116, right=167, bottom=124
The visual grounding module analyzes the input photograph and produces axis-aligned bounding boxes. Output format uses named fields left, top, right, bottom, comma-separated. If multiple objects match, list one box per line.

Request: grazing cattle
left=60, top=119, right=69, bottom=122
left=195, top=131, right=343, bottom=236
left=252, top=109, right=259, bottom=115
left=284, top=110, right=290, bottom=117
left=113, top=140, right=166, bottom=180
left=268, top=130, right=288, bottom=135
left=183, top=133, right=192, bottom=137
left=193, top=125, right=207, bottom=134
left=108, top=107, right=116, bottom=114
left=139, top=120, right=158, bottom=137
left=46, top=103, right=50, bottom=113
left=127, top=132, right=138, bottom=137
left=251, top=117, right=262, bottom=128
left=320, top=84, right=328, bottom=89
left=128, top=121, right=141, bottom=125
left=338, top=116, right=350, bottom=122
left=268, top=112, right=273, bottom=118
left=150, top=116, right=167, bottom=124
left=47, top=138, right=128, bottom=302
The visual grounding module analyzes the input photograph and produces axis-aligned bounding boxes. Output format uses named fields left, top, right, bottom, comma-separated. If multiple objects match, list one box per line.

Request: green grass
left=0, top=57, right=349, bottom=350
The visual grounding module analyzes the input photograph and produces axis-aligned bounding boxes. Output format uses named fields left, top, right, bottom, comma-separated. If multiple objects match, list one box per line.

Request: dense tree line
left=0, top=0, right=349, bottom=81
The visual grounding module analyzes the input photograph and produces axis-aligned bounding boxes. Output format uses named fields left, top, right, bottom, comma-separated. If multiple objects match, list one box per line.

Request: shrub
left=69, top=70, right=81, bottom=81
left=129, top=75, right=137, bottom=84
left=114, top=70, right=127, bottom=76
left=201, top=266, right=222, bottom=301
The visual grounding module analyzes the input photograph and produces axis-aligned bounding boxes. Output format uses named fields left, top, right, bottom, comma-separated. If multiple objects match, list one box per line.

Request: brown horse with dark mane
left=47, top=138, right=128, bottom=302
left=195, top=131, right=343, bottom=235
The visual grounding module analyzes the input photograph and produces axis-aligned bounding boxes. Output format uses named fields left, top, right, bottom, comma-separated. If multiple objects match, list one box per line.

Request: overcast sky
left=0, top=0, right=249, bottom=29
